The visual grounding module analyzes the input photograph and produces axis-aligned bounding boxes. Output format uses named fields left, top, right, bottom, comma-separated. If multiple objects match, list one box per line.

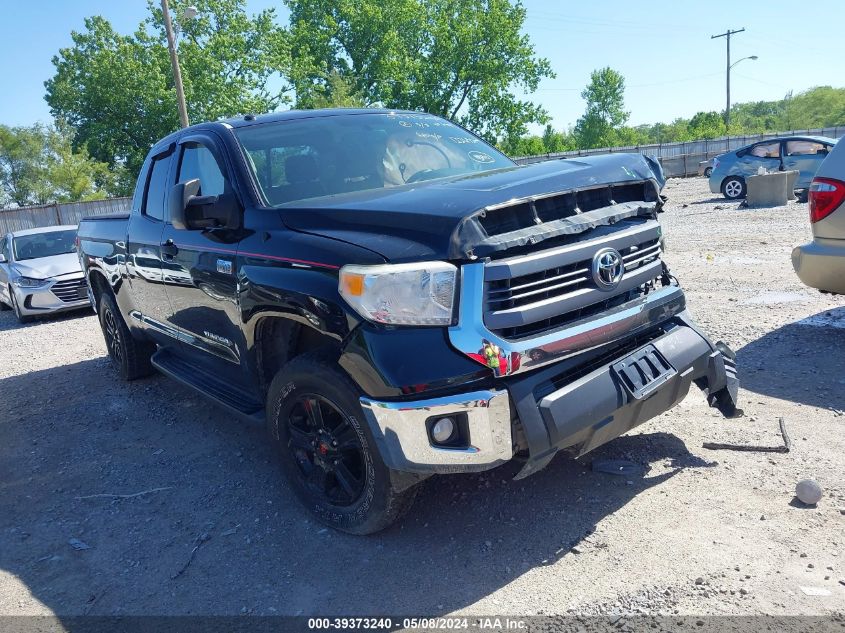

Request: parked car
left=698, top=159, right=713, bottom=178
left=0, top=225, right=90, bottom=323
left=709, top=136, right=837, bottom=199
left=792, top=138, right=845, bottom=293
left=77, top=109, right=739, bottom=534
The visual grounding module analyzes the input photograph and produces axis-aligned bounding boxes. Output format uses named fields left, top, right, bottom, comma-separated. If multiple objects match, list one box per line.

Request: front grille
left=483, top=219, right=664, bottom=340
left=51, top=278, right=87, bottom=303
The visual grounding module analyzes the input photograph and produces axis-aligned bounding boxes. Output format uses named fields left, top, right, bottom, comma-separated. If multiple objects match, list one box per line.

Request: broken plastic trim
left=452, top=181, right=662, bottom=260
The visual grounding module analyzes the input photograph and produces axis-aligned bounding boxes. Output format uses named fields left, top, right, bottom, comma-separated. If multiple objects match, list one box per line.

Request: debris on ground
left=67, top=538, right=90, bottom=551
left=590, top=459, right=643, bottom=477
left=703, top=417, right=791, bottom=453
left=795, top=479, right=823, bottom=506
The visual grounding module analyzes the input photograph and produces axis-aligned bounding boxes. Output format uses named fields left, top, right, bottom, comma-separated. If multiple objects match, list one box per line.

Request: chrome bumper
left=359, top=390, right=513, bottom=473
left=448, top=261, right=686, bottom=377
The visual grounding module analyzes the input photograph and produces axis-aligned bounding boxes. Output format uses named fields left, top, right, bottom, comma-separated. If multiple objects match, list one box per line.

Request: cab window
left=177, top=143, right=227, bottom=196
left=142, top=154, right=172, bottom=221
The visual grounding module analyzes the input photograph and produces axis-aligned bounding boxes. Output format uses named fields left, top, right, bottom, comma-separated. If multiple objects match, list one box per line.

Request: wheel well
left=254, top=317, right=341, bottom=393
left=88, top=270, right=110, bottom=311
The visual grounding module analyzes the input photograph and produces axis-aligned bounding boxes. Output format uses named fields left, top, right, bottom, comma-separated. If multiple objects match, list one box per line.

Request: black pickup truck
left=77, top=109, right=739, bottom=534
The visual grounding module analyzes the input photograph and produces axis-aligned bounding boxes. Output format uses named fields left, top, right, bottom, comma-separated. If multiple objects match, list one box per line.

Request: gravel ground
left=0, top=177, right=843, bottom=620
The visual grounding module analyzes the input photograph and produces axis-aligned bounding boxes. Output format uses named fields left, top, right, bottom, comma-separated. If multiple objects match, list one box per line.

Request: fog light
left=431, top=417, right=455, bottom=444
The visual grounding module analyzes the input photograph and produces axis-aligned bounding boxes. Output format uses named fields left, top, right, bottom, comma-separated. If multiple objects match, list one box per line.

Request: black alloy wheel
left=286, top=394, right=367, bottom=506
left=103, top=304, right=124, bottom=366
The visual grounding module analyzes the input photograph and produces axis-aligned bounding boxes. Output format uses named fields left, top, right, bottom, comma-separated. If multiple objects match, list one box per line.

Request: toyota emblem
left=591, top=248, right=624, bottom=290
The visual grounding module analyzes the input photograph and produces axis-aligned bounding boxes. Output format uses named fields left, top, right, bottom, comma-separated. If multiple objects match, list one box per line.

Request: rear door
left=158, top=132, right=247, bottom=383
left=125, top=145, right=177, bottom=345
left=782, top=139, right=832, bottom=188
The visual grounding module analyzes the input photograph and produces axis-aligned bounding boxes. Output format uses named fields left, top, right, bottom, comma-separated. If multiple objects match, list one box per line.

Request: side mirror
left=0, top=254, right=6, bottom=263
left=170, top=179, right=239, bottom=230
left=170, top=179, right=201, bottom=230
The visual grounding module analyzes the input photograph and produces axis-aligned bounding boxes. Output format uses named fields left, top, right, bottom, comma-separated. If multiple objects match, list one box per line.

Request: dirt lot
left=1, top=177, right=843, bottom=619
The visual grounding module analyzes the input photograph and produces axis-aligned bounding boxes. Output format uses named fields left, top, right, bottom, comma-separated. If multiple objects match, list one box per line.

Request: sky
left=1, top=0, right=843, bottom=133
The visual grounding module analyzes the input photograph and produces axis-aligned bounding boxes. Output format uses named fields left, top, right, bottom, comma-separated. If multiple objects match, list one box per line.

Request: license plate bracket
left=612, top=344, right=676, bottom=400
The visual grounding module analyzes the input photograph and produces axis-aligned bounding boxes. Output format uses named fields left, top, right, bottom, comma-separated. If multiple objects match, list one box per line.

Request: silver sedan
left=0, top=225, right=90, bottom=323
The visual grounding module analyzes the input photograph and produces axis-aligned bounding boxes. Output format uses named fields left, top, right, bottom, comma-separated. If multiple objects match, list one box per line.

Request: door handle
left=160, top=239, right=179, bottom=259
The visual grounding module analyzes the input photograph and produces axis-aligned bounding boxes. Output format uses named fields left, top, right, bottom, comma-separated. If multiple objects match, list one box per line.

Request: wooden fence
left=513, top=126, right=845, bottom=177
left=0, top=197, right=131, bottom=234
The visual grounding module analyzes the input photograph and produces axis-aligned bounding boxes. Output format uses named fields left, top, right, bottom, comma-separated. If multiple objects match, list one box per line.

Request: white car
left=0, top=225, right=90, bottom=323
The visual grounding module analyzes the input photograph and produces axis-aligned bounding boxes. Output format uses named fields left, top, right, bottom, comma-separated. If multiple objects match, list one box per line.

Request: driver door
left=158, top=133, right=248, bottom=385
left=737, top=140, right=782, bottom=176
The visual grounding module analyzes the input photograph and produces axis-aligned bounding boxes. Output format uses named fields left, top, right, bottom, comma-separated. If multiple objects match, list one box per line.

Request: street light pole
left=711, top=27, right=745, bottom=130
left=162, top=0, right=189, bottom=128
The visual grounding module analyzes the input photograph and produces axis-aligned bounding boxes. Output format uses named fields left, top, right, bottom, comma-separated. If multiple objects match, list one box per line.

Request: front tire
left=722, top=176, right=746, bottom=199
left=704, top=166, right=713, bottom=178
left=266, top=351, right=418, bottom=534
left=9, top=289, right=33, bottom=323
left=98, top=291, right=155, bottom=380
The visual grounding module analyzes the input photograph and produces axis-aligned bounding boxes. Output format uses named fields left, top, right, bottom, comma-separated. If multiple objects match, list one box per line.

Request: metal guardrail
left=513, top=126, right=845, bottom=177
left=0, top=197, right=131, bottom=234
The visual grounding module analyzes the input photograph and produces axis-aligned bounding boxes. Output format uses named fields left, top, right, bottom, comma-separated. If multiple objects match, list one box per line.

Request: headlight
left=339, top=262, right=457, bottom=326
left=12, top=276, right=49, bottom=288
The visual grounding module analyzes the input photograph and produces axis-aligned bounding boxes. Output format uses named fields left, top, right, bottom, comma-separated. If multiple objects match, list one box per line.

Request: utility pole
left=162, top=0, right=189, bottom=128
left=711, top=27, right=745, bottom=130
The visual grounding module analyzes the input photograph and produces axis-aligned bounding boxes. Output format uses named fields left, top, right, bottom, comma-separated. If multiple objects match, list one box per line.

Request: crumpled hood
left=12, top=252, right=82, bottom=280
left=280, top=152, right=664, bottom=262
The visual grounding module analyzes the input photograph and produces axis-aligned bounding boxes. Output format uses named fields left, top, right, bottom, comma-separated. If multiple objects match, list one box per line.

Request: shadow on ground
left=0, top=357, right=716, bottom=617
left=0, top=306, right=91, bottom=331
left=736, top=308, right=845, bottom=410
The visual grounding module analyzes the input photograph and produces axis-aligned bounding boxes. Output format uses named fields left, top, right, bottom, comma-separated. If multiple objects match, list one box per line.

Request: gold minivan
left=792, top=139, right=845, bottom=294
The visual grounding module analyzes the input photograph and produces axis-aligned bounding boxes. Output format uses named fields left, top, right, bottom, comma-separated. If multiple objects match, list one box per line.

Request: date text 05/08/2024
left=307, top=617, right=527, bottom=630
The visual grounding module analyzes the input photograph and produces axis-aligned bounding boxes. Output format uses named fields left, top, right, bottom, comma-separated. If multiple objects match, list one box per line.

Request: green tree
left=286, top=0, right=554, bottom=141
left=45, top=0, right=290, bottom=193
left=574, top=67, right=629, bottom=149
left=687, top=111, right=726, bottom=139
left=0, top=123, right=113, bottom=207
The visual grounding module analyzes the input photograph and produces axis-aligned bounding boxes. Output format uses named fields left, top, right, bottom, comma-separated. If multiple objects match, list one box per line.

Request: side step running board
left=151, top=350, right=265, bottom=424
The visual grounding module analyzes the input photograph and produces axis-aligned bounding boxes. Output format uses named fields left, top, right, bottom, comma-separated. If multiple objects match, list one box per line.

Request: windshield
left=234, top=112, right=514, bottom=206
left=12, top=229, right=77, bottom=261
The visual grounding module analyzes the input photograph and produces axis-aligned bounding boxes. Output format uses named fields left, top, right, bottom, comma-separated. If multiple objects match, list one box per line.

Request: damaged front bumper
left=359, top=310, right=739, bottom=477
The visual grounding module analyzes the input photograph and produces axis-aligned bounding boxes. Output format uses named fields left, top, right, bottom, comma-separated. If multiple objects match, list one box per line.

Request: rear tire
left=704, top=166, right=713, bottom=178
left=98, top=291, right=155, bottom=380
left=266, top=351, right=418, bottom=534
left=9, top=290, right=33, bottom=323
left=722, top=176, right=746, bottom=200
